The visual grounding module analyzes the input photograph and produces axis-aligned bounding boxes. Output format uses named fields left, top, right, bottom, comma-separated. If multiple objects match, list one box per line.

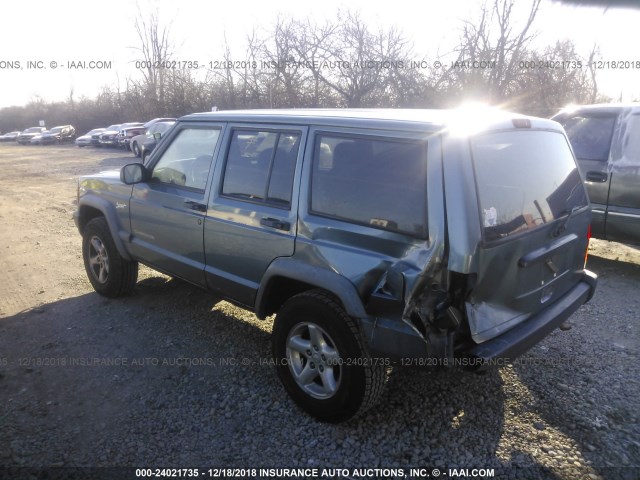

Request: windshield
left=106, top=125, right=121, bottom=131
left=557, top=113, right=616, bottom=162
left=50, top=127, right=63, bottom=133
left=25, top=127, right=42, bottom=133
left=87, top=129, right=104, bottom=135
left=471, top=130, right=588, bottom=242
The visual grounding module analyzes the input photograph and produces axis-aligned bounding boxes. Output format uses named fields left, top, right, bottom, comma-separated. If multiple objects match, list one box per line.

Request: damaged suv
left=75, top=109, right=597, bottom=422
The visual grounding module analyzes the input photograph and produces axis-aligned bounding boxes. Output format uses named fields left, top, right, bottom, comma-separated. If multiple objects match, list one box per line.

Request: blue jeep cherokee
left=75, top=108, right=597, bottom=422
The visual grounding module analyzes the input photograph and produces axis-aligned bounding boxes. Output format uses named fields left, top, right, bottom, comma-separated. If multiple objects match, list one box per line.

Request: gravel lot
left=0, top=143, right=638, bottom=480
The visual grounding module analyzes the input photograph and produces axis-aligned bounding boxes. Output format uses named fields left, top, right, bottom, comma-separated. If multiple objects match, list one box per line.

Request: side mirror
left=153, top=132, right=162, bottom=141
left=120, top=163, right=147, bottom=185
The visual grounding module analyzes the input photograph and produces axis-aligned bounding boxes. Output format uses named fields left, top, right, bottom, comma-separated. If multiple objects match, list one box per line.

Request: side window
left=311, top=134, right=427, bottom=237
left=151, top=127, right=221, bottom=191
left=222, top=130, right=300, bottom=207
left=623, top=114, right=640, bottom=161
left=560, top=114, right=616, bottom=162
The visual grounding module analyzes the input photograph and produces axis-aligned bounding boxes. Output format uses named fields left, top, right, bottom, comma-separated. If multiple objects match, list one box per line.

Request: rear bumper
left=467, top=269, right=597, bottom=365
left=359, top=270, right=597, bottom=366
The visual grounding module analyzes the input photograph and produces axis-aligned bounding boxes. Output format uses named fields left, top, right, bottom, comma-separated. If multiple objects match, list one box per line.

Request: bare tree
left=132, top=6, right=174, bottom=117
left=446, top=0, right=542, bottom=104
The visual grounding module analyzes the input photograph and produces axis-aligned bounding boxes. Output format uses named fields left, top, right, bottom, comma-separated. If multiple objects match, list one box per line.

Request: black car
left=40, top=125, right=76, bottom=144
left=140, top=121, right=175, bottom=162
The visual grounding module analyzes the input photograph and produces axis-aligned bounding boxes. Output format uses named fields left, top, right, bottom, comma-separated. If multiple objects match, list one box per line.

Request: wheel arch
left=77, top=197, right=132, bottom=261
left=255, top=257, right=367, bottom=320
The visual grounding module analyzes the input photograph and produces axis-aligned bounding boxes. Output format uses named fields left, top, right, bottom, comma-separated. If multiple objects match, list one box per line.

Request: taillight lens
left=585, top=224, right=592, bottom=266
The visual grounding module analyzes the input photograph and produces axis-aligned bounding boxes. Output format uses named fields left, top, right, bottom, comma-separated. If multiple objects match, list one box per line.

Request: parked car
left=140, top=121, right=175, bottom=161
left=76, top=128, right=106, bottom=147
left=143, top=117, right=176, bottom=128
left=40, top=125, right=76, bottom=144
left=75, top=108, right=597, bottom=422
left=117, top=126, right=146, bottom=150
left=552, top=103, right=640, bottom=245
left=90, top=126, right=116, bottom=146
left=100, top=122, right=142, bottom=147
left=0, top=131, right=21, bottom=142
left=30, top=130, right=49, bottom=145
left=131, top=120, right=175, bottom=157
left=17, top=127, right=46, bottom=145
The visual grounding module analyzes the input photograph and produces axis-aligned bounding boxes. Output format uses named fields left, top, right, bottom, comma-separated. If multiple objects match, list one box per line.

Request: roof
left=180, top=108, right=561, bottom=134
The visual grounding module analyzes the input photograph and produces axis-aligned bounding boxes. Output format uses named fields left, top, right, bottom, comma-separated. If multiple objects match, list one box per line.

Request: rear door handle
left=184, top=200, right=207, bottom=212
left=585, top=171, right=608, bottom=183
left=260, top=217, right=291, bottom=231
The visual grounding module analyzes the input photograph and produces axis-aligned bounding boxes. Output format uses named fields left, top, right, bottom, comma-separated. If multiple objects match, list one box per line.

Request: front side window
left=151, top=127, right=221, bottom=190
left=558, top=114, right=616, bottom=162
left=221, top=130, right=300, bottom=207
left=310, top=134, right=428, bottom=237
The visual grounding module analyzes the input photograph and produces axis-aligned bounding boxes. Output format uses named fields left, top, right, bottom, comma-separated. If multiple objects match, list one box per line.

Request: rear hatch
left=466, top=128, right=590, bottom=343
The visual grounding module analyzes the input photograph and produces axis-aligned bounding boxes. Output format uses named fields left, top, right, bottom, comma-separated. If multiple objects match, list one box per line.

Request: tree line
left=0, top=1, right=611, bottom=135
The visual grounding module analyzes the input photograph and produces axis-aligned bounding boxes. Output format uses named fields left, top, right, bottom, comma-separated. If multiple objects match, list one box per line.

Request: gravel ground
left=0, top=143, right=638, bottom=480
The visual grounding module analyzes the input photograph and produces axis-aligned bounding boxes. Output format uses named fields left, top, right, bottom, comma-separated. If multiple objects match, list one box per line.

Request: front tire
left=132, top=141, right=141, bottom=157
left=82, top=217, right=138, bottom=297
left=272, top=290, right=387, bottom=423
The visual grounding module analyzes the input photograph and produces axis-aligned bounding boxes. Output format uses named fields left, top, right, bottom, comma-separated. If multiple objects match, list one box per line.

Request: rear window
left=471, top=130, right=588, bottom=242
left=558, top=114, right=616, bottom=161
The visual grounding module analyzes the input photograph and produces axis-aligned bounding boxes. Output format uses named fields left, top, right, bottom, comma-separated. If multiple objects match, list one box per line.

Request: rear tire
left=82, top=217, right=138, bottom=297
left=132, top=142, right=140, bottom=157
left=272, top=290, right=387, bottom=423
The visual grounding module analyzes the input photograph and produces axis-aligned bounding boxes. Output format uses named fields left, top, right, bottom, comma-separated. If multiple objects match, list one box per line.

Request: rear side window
left=558, top=114, right=616, bottom=161
left=221, top=130, right=300, bottom=207
left=471, top=130, right=588, bottom=242
left=310, top=134, right=427, bottom=237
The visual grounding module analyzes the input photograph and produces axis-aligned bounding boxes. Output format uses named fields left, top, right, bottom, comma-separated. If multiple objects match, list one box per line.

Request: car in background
left=100, top=122, right=142, bottom=147
left=76, top=128, right=106, bottom=147
left=30, top=130, right=50, bottom=145
left=40, top=125, right=76, bottom=145
left=130, top=119, right=176, bottom=156
left=17, top=127, right=47, bottom=145
left=140, top=121, right=175, bottom=162
left=0, top=131, right=21, bottom=142
left=117, top=126, right=146, bottom=150
left=552, top=103, right=640, bottom=245
left=143, top=117, right=176, bottom=128
left=94, top=124, right=121, bottom=147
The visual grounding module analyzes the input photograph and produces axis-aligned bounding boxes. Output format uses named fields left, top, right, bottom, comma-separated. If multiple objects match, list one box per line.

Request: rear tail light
left=585, top=224, right=592, bottom=266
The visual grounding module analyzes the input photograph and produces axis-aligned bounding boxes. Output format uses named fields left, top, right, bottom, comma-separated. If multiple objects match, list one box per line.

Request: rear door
left=467, top=129, right=590, bottom=343
left=555, top=111, right=617, bottom=238
left=203, top=124, right=306, bottom=307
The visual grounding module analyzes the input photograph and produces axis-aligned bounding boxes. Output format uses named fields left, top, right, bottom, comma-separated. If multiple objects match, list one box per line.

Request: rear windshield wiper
left=553, top=206, right=581, bottom=237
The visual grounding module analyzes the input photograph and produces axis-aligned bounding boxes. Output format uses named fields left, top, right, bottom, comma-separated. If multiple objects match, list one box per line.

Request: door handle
left=585, top=171, right=608, bottom=183
left=184, top=200, right=207, bottom=212
left=260, top=217, right=291, bottom=231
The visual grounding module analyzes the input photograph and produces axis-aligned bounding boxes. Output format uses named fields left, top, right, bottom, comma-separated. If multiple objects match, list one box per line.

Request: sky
left=0, top=0, right=639, bottom=110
